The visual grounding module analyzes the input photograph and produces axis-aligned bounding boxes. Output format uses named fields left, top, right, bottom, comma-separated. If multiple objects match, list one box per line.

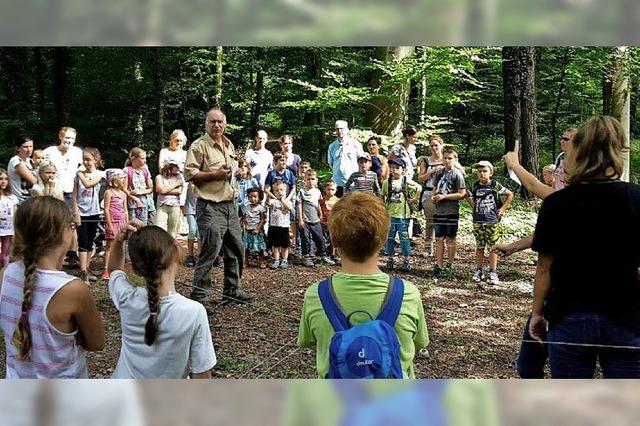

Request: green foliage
left=0, top=46, right=637, bottom=181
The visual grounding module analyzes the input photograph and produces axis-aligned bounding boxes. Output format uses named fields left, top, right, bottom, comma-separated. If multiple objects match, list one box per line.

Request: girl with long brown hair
left=0, top=196, right=104, bottom=378
left=107, top=222, right=216, bottom=378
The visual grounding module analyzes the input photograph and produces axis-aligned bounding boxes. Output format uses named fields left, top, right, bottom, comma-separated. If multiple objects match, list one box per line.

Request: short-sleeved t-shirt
left=344, top=171, right=381, bottom=196
left=43, top=145, right=83, bottom=194
left=0, top=194, right=19, bottom=236
left=297, top=187, right=322, bottom=223
left=532, top=181, right=640, bottom=332
left=470, top=180, right=507, bottom=224
left=433, top=168, right=466, bottom=216
left=244, top=147, right=273, bottom=186
left=235, top=177, right=259, bottom=207
left=265, top=169, right=296, bottom=196
left=297, top=272, right=429, bottom=379
left=268, top=199, right=291, bottom=227
left=108, top=270, right=216, bottom=378
left=381, top=178, right=421, bottom=219
left=125, top=167, right=150, bottom=209
left=7, top=156, right=36, bottom=204
left=389, top=143, right=418, bottom=179
left=241, top=203, right=266, bottom=230
left=75, top=170, right=105, bottom=216
left=158, top=148, right=187, bottom=172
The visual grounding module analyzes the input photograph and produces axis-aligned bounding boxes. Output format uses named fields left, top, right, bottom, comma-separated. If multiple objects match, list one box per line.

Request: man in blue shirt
left=327, top=120, right=364, bottom=197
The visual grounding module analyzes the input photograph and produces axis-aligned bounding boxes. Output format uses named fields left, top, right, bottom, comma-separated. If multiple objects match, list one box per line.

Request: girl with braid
left=0, top=196, right=105, bottom=378
left=107, top=221, right=216, bottom=378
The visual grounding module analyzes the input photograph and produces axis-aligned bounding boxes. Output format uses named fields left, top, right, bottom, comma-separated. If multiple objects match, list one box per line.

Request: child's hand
left=497, top=208, right=506, bottom=219
left=431, top=194, right=444, bottom=204
left=252, top=229, right=259, bottom=235
left=115, top=219, right=145, bottom=243
left=299, top=219, right=305, bottom=229
left=134, top=197, right=143, bottom=208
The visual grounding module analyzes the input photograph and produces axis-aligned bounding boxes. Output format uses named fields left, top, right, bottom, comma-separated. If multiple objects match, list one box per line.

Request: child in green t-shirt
left=297, top=191, right=429, bottom=378
left=381, top=158, right=422, bottom=271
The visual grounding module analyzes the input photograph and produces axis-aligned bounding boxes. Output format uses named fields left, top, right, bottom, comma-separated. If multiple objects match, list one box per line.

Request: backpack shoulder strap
left=318, top=277, right=350, bottom=332
left=376, top=277, right=405, bottom=326
left=125, top=166, right=133, bottom=189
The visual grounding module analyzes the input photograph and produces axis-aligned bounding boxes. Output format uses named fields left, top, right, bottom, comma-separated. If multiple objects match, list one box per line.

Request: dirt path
left=0, top=233, right=540, bottom=379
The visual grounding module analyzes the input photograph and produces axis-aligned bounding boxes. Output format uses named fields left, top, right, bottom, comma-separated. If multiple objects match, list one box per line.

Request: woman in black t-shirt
left=530, top=115, right=640, bottom=378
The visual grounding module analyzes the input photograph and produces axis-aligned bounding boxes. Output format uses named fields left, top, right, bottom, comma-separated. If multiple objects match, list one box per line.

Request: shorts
left=268, top=226, right=290, bottom=248
left=472, top=222, right=500, bottom=249
left=433, top=214, right=459, bottom=238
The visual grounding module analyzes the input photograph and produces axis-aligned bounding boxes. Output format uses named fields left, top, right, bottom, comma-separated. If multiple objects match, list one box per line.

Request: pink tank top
left=108, top=190, right=126, bottom=221
left=0, top=262, right=87, bottom=378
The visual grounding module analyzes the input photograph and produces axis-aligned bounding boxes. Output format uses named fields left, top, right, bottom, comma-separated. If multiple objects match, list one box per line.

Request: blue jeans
left=385, top=218, right=411, bottom=257
left=517, top=314, right=548, bottom=378
left=548, top=312, right=640, bottom=378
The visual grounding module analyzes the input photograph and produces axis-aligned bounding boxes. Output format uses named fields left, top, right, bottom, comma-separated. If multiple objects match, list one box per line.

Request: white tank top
left=0, top=262, right=87, bottom=378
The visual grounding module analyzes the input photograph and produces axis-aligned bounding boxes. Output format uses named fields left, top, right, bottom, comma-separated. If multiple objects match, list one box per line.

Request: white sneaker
left=488, top=271, right=500, bottom=285
left=472, top=269, right=484, bottom=282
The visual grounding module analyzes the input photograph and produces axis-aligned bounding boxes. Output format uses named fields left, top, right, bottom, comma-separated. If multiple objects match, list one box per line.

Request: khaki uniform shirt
left=184, top=133, right=238, bottom=202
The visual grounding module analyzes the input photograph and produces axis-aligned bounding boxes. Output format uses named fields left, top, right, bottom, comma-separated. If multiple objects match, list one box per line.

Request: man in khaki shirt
left=184, top=108, right=254, bottom=315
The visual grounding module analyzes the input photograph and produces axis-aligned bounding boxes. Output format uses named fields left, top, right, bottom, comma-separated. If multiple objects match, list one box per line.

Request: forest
left=1, top=46, right=639, bottom=183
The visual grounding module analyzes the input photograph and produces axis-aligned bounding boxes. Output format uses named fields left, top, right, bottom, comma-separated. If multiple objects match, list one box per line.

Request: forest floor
left=0, top=226, right=542, bottom=379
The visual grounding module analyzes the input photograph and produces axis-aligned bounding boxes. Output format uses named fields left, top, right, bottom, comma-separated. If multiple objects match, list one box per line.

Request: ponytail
left=11, top=256, right=38, bottom=360
left=143, top=265, right=160, bottom=346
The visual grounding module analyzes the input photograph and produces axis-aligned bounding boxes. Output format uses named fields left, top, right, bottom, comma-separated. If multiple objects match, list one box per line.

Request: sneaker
left=100, top=270, right=110, bottom=280
left=269, top=260, right=280, bottom=269
left=185, top=255, right=196, bottom=268
left=488, top=271, right=500, bottom=285
left=443, top=263, right=454, bottom=279
left=320, top=255, right=336, bottom=266
left=386, top=259, right=395, bottom=270
left=303, top=257, right=315, bottom=267
left=279, top=259, right=289, bottom=269
left=331, top=255, right=342, bottom=265
left=472, top=269, right=484, bottom=283
left=401, top=260, right=412, bottom=272
left=223, top=289, right=255, bottom=304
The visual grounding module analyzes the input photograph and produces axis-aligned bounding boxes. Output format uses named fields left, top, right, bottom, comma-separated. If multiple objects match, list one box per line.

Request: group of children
left=0, top=124, right=537, bottom=380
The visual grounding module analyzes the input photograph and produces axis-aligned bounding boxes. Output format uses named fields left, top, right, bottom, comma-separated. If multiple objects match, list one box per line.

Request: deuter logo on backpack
left=318, top=277, right=405, bottom=379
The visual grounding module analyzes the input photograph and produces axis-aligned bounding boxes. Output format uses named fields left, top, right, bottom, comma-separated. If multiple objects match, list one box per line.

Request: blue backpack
left=318, top=276, right=405, bottom=379
left=334, top=381, right=448, bottom=426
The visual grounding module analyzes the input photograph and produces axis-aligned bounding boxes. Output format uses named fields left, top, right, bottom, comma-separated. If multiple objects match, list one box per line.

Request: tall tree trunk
left=133, top=60, right=144, bottom=145
left=249, top=47, right=264, bottom=139
left=214, top=46, right=223, bottom=108
left=149, top=48, right=164, bottom=148
left=52, top=47, right=71, bottom=127
left=0, top=48, right=30, bottom=130
left=610, top=46, right=631, bottom=181
left=302, top=48, right=325, bottom=164
left=33, top=47, right=47, bottom=133
left=549, top=48, right=570, bottom=160
left=502, top=47, right=521, bottom=152
left=519, top=47, right=539, bottom=198
left=365, top=46, right=415, bottom=136
left=178, top=60, right=191, bottom=139
left=420, top=47, right=428, bottom=123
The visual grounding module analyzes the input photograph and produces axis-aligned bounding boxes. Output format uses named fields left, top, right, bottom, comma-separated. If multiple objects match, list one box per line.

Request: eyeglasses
left=560, top=137, right=571, bottom=141
left=69, top=222, right=77, bottom=230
